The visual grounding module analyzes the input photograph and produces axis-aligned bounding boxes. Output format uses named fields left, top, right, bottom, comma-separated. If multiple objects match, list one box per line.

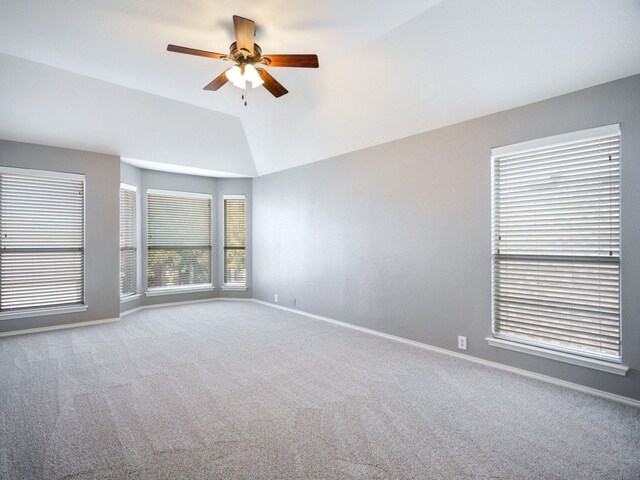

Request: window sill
left=0, top=304, right=88, bottom=321
left=486, top=336, right=628, bottom=376
left=221, top=284, right=247, bottom=291
left=145, top=285, right=215, bottom=297
left=120, top=294, right=141, bottom=303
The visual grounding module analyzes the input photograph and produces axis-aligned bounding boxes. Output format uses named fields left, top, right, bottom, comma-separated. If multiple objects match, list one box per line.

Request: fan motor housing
left=229, top=42, right=263, bottom=64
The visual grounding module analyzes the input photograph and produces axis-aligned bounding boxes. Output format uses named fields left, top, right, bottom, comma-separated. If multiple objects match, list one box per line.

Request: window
left=147, top=190, right=212, bottom=292
left=491, top=124, right=621, bottom=362
left=120, top=184, right=137, bottom=298
left=0, top=167, right=85, bottom=314
left=223, top=195, right=246, bottom=287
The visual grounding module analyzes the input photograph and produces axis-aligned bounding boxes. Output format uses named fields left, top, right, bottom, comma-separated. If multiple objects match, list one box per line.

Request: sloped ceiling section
left=0, top=54, right=256, bottom=177
left=1, top=0, right=640, bottom=176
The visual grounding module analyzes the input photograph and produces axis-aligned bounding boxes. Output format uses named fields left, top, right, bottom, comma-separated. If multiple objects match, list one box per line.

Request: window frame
left=487, top=124, right=627, bottom=375
left=222, top=194, right=247, bottom=291
left=145, top=188, right=214, bottom=296
left=120, top=183, right=138, bottom=301
left=0, top=166, right=87, bottom=320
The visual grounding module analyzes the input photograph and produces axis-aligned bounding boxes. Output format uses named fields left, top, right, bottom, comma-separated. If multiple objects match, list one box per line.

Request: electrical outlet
left=292, top=299, right=296, bottom=307
left=458, top=336, right=467, bottom=350
left=274, top=294, right=278, bottom=303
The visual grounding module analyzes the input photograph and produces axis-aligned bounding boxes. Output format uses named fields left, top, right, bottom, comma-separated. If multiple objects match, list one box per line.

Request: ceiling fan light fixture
left=168, top=15, right=318, bottom=98
left=226, top=65, right=247, bottom=89
left=225, top=65, right=242, bottom=83
left=244, top=64, right=263, bottom=88
left=232, top=78, right=247, bottom=89
left=225, top=63, right=262, bottom=90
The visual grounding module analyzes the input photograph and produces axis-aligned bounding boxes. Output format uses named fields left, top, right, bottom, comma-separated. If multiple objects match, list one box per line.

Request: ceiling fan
left=167, top=15, right=319, bottom=99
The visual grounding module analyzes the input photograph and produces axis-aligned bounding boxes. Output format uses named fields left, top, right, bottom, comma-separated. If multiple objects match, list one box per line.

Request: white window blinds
left=0, top=167, right=85, bottom=311
left=120, top=185, right=137, bottom=297
left=492, top=124, right=621, bottom=361
left=147, top=190, right=212, bottom=290
left=224, top=196, right=246, bottom=285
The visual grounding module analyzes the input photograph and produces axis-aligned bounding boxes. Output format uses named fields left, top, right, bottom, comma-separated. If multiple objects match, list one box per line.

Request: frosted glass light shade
left=232, top=78, right=247, bottom=89
left=225, top=64, right=263, bottom=89
left=225, top=65, right=242, bottom=83
left=244, top=64, right=264, bottom=88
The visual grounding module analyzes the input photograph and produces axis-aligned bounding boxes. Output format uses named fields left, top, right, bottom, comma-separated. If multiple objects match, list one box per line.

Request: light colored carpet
left=0, top=301, right=638, bottom=479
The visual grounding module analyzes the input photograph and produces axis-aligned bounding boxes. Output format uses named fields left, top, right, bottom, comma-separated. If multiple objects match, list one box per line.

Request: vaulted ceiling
left=1, top=0, right=639, bottom=176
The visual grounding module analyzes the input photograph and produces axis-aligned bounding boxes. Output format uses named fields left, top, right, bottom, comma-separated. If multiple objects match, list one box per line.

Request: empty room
left=1, top=1, right=639, bottom=479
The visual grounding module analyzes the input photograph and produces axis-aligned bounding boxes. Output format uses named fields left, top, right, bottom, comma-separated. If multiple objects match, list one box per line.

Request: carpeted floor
left=0, top=301, right=638, bottom=479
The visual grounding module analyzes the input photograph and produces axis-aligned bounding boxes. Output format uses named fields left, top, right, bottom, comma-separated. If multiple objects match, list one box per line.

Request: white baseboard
left=142, top=297, right=220, bottom=309
left=120, top=306, right=144, bottom=317
left=0, top=296, right=250, bottom=335
left=0, top=316, right=120, bottom=338
left=250, top=299, right=640, bottom=409
left=120, top=296, right=254, bottom=317
left=3, top=296, right=637, bottom=408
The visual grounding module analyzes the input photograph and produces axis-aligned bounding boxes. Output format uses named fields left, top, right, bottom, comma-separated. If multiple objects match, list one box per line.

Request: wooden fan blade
left=262, top=54, right=319, bottom=68
left=204, top=69, right=230, bottom=91
left=256, top=68, right=288, bottom=98
left=167, top=44, right=227, bottom=60
left=233, top=15, right=255, bottom=54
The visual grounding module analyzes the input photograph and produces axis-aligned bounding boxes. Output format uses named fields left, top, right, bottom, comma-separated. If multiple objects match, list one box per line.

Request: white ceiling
left=1, top=0, right=639, bottom=176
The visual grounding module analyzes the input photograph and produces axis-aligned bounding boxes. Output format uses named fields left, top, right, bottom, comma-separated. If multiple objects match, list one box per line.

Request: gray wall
left=0, top=140, right=120, bottom=332
left=119, top=165, right=252, bottom=312
left=0, top=146, right=253, bottom=327
left=252, top=74, right=640, bottom=400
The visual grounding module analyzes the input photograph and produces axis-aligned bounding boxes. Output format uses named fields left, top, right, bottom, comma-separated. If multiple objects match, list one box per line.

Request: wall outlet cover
left=274, top=294, right=278, bottom=303
left=458, top=336, right=467, bottom=350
